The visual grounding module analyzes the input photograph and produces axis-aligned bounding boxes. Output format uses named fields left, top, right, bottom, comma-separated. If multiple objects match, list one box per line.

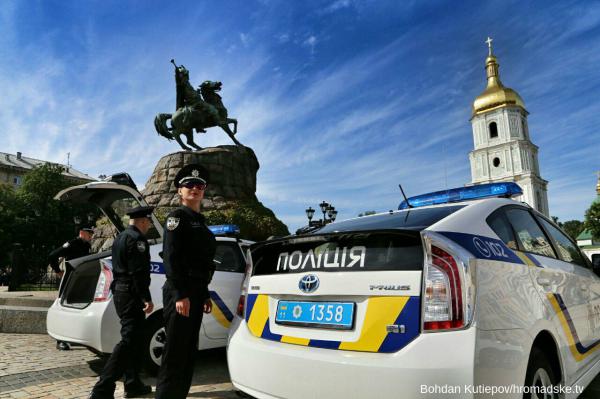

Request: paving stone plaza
left=0, top=334, right=238, bottom=399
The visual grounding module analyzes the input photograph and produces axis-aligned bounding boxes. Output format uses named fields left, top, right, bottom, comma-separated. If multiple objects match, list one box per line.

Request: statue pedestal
left=143, top=145, right=259, bottom=209
left=142, top=145, right=288, bottom=241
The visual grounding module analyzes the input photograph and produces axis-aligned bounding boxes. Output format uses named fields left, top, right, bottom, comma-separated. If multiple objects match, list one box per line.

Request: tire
left=143, top=313, right=166, bottom=375
left=523, top=347, right=558, bottom=399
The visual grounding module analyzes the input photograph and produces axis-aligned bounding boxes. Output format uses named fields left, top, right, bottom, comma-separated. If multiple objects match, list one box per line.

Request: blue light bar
left=398, top=182, right=523, bottom=210
left=208, top=224, right=241, bottom=236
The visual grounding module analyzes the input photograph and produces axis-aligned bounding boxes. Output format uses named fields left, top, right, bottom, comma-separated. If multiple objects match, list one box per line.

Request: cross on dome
left=485, top=37, right=493, bottom=56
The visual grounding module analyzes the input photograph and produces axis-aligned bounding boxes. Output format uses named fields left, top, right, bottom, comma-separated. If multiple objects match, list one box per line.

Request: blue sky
left=1, top=0, right=599, bottom=232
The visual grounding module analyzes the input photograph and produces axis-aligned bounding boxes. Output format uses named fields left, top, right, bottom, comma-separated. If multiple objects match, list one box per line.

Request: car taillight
left=94, top=263, right=113, bottom=302
left=236, top=295, right=246, bottom=317
left=236, top=248, right=253, bottom=317
left=424, top=245, right=463, bottom=330
left=422, top=231, right=475, bottom=332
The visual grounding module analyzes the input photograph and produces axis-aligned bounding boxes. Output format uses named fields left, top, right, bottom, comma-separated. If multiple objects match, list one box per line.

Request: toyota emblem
left=299, top=274, right=320, bottom=293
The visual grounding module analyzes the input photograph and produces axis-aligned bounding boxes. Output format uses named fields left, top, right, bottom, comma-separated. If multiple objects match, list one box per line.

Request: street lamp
left=330, top=209, right=338, bottom=222
left=319, top=201, right=329, bottom=222
left=305, top=207, right=315, bottom=222
left=304, top=202, right=338, bottom=226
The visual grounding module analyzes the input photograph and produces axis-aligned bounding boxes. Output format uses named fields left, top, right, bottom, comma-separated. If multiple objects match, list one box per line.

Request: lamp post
left=305, top=202, right=337, bottom=227
left=305, top=207, right=315, bottom=223
left=319, top=201, right=329, bottom=222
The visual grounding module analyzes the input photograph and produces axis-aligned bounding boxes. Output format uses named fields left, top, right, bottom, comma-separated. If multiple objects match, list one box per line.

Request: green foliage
left=154, top=200, right=290, bottom=242
left=584, top=202, right=600, bottom=239
left=204, top=200, right=289, bottom=242
left=561, top=220, right=585, bottom=242
left=0, top=164, right=96, bottom=286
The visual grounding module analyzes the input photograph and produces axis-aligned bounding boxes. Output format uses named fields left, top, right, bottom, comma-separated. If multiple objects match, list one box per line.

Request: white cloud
left=303, top=35, right=317, bottom=54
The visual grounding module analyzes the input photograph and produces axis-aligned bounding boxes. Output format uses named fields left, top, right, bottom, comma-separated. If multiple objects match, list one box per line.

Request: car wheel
left=523, top=347, right=557, bottom=399
left=144, top=314, right=166, bottom=375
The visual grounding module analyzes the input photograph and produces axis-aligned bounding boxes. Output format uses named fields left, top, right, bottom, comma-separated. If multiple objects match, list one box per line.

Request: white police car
left=46, top=174, right=252, bottom=373
left=227, top=183, right=600, bottom=399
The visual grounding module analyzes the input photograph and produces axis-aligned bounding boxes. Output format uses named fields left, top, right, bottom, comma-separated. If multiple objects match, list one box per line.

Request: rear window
left=214, top=242, right=245, bottom=273
left=252, top=231, right=423, bottom=276
left=315, top=205, right=465, bottom=233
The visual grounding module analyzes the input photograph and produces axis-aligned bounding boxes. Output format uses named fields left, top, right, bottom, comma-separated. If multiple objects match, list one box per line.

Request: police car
left=227, top=183, right=600, bottom=399
left=46, top=174, right=252, bottom=373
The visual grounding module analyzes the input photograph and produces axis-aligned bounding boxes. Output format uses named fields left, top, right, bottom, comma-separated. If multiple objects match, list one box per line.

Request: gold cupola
left=472, top=38, right=526, bottom=116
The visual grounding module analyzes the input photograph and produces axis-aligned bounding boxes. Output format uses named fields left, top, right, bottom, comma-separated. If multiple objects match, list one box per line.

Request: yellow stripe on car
left=210, top=300, right=232, bottom=329
left=339, top=296, right=409, bottom=352
left=247, top=294, right=270, bottom=337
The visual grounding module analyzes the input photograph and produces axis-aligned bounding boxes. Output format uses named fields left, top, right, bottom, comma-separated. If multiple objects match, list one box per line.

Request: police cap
left=174, top=164, right=209, bottom=188
left=80, top=226, right=95, bottom=233
left=126, top=206, right=155, bottom=219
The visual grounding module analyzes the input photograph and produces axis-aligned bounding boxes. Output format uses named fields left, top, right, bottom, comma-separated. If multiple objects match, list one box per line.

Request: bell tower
left=469, top=38, right=549, bottom=216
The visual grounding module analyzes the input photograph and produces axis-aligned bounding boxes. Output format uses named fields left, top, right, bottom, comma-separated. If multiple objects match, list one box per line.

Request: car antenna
left=398, top=184, right=413, bottom=208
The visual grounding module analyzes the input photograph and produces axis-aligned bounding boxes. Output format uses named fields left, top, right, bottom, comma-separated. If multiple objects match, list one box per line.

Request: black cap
left=174, top=164, right=209, bottom=188
left=126, top=206, right=155, bottom=219
left=80, top=226, right=95, bottom=233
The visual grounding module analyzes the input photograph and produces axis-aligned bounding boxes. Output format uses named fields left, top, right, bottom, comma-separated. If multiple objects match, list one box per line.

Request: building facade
left=0, top=151, right=96, bottom=188
left=469, top=40, right=549, bottom=216
left=577, top=176, right=600, bottom=261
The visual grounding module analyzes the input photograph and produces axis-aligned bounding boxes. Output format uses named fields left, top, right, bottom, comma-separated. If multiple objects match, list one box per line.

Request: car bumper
left=227, top=318, right=477, bottom=399
left=46, top=298, right=119, bottom=353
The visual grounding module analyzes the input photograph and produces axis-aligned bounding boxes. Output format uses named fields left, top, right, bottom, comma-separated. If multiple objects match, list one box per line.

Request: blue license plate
left=275, top=300, right=355, bottom=330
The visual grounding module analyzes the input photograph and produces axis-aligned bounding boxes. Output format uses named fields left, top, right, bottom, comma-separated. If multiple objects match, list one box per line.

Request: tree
left=561, top=220, right=585, bottom=242
left=154, top=199, right=290, bottom=242
left=0, top=164, right=96, bottom=287
left=584, top=202, right=600, bottom=240
left=0, top=183, right=22, bottom=283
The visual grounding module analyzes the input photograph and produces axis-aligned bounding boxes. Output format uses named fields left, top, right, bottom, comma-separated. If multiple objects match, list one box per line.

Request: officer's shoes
left=56, top=341, right=70, bottom=350
left=124, top=384, right=152, bottom=398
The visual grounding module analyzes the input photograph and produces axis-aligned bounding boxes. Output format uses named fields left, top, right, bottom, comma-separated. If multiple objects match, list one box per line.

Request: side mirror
left=592, top=254, right=600, bottom=275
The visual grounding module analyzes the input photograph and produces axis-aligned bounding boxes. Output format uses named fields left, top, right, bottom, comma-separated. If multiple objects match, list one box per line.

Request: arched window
left=489, top=122, right=498, bottom=138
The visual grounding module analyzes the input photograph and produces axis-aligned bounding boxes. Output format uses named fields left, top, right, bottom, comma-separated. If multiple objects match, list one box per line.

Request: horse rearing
left=154, top=60, right=242, bottom=151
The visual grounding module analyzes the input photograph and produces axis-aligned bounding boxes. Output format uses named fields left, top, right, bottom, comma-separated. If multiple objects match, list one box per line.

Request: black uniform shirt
left=48, top=237, right=91, bottom=273
left=111, top=225, right=152, bottom=303
left=162, top=206, right=216, bottom=301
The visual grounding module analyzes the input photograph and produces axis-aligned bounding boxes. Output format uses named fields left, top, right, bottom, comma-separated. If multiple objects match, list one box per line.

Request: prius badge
left=299, top=274, right=320, bottom=293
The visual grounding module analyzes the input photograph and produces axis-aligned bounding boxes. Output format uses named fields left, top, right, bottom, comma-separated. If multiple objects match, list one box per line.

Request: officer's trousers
left=92, top=289, right=145, bottom=397
left=155, top=287, right=206, bottom=399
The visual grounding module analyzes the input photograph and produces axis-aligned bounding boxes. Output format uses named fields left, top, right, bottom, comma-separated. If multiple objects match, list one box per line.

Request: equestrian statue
left=154, top=60, right=242, bottom=150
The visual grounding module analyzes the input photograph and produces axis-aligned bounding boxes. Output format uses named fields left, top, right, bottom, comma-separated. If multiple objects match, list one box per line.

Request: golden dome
left=472, top=51, right=526, bottom=116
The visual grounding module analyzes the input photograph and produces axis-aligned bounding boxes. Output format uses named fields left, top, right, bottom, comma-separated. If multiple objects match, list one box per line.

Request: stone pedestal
left=142, top=145, right=288, bottom=241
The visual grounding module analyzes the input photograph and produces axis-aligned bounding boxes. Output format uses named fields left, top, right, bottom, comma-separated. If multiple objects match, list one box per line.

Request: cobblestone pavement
left=1, top=333, right=599, bottom=398
left=0, top=334, right=238, bottom=399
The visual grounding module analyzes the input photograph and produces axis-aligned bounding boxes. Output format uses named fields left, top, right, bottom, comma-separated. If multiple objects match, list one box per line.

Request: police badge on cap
left=174, top=164, right=209, bottom=188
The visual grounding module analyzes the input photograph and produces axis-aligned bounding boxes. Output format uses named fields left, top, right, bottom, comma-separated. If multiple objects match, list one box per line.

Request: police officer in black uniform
left=48, top=226, right=94, bottom=350
left=89, top=206, right=155, bottom=399
left=48, top=226, right=94, bottom=277
left=155, top=164, right=216, bottom=399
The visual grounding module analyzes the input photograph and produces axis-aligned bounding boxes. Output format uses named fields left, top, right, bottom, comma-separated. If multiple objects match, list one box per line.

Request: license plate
left=275, top=300, right=355, bottom=330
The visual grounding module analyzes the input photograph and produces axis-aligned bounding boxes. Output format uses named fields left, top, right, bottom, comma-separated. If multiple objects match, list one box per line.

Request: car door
left=502, top=207, right=589, bottom=382
left=203, top=240, right=246, bottom=339
left=535, top=215, right=600, bottom=373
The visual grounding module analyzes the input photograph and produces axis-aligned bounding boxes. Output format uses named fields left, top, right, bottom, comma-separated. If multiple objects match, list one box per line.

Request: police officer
left=48, top=226, right=94, bottom=350
left=48, top=226, right=94, bottom=278
left=89, top=206, right=155, bottom=399
left=155, top=164, right=216, bottom=399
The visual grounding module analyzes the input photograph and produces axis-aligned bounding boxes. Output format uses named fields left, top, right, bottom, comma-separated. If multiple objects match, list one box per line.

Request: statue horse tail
left=154, top=113, right=173, bottom=140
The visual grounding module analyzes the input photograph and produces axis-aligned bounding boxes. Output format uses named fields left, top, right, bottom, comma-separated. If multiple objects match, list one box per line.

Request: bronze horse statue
left=154, top=60, right=241, bottom=150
